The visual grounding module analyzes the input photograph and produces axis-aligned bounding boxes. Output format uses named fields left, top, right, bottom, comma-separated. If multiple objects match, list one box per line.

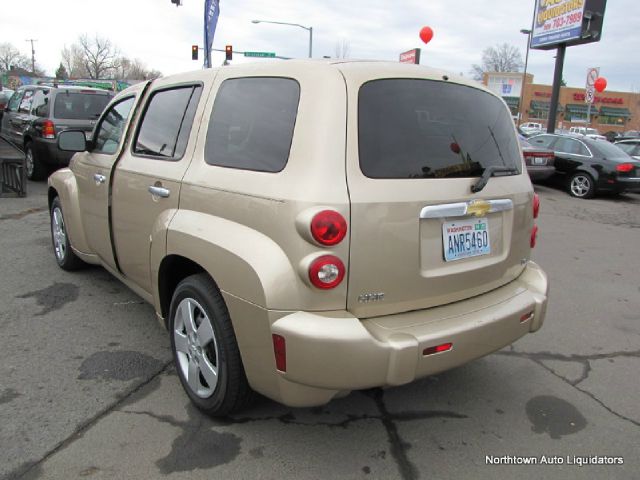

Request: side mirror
left=58, top=130, right=87, bottom=152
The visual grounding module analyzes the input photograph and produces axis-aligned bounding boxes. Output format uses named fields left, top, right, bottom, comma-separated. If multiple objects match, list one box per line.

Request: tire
left=169, top=273, right=254, bottom=416
left=25, top=142, right=47, bottom=181
left=50, top=197, right=86, bottom=271
left=568, top=172, right=596, bottom=199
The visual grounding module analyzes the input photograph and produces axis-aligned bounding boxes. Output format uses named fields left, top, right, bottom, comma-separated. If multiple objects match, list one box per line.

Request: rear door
left=343, top=74, right=533, bottom=318
left=111, top=79, right=207, bottom=295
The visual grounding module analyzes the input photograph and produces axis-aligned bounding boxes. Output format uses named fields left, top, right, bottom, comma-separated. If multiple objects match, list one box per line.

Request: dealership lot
left=1, top=181, right=639, bottom=480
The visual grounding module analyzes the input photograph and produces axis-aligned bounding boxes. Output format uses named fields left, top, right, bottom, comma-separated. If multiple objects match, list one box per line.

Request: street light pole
left=251, top=20, right=313, bottom=58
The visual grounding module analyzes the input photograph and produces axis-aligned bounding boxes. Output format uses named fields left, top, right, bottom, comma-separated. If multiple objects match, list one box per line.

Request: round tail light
left=310, top=210, right=347, bottom=246
left=533, top=193, right=540, bottom=219
left=308, top=255, right=345, bottom=289
left=530, top=225, right=538, bottom=248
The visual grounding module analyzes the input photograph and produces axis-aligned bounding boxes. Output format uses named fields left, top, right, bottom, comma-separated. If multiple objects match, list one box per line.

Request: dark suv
left=0, top=85, right=113, bottom=180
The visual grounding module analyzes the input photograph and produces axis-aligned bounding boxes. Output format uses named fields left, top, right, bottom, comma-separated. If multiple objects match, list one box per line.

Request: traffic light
left=225, top=45, right=233, bottom=62
left=191, top=45, right=198, bottom=61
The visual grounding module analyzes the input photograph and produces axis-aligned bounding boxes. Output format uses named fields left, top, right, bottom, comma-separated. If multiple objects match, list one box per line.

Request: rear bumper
left=32, top=138, right=73, bottom=166
left=613, top=177, right=640, bottom=193
left=526, top=166, right=555, bottom=182
left=270, top=261, right=548, bottom=406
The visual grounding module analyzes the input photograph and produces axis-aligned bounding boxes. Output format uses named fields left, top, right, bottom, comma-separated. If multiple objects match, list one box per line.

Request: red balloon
left=594, top=77, right=607, bottom=93
left=420, top=26, right=434, bottom=44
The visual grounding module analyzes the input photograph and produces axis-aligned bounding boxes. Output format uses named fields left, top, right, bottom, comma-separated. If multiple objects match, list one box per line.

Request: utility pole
left=25, top=39, right=37, bottom=73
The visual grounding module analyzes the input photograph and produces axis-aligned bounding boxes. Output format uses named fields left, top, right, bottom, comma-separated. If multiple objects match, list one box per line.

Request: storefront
left=483, top=72, right=638, bottom=134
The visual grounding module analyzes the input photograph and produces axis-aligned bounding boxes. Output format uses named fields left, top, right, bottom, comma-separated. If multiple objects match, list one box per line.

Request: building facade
left=483, top=72, right=639, bottom=134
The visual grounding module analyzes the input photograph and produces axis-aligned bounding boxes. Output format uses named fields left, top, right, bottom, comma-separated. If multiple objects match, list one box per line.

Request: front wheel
left=169, top=273, right=254, bottom=416
left=568, top=172, right=596, bottom=199
left=50, top=197, right=86, bottom=270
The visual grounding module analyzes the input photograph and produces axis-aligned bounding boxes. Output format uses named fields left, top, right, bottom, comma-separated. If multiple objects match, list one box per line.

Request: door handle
left=148, top=185, right=170, bottom=198
left=93, top=173, right=106, bottom=184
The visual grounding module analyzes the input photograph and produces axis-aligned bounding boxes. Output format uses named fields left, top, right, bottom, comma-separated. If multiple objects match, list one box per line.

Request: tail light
left=310, top=210, right=347, bottom=246
left=615, top=163, right=635, bottom=173
left=533, top=193, right=540, bottom=219
left=272, top=334, right=286, bottom=372
left=42, top=120, right=56, bottom=139
left=308, top=255, right=345, bottom=289
left=530, top=224, right=538, bottom=248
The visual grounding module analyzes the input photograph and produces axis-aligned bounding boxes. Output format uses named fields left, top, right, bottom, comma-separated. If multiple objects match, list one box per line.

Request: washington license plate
left=443, top=218, right=490, bottom=262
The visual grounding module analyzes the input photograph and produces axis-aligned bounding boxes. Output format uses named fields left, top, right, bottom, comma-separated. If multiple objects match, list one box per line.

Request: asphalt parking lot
left=1, top=180, right=639, bottom=480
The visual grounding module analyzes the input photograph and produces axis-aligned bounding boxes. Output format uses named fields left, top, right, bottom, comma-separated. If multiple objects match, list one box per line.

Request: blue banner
left=204, top=0, right=220, bottom=68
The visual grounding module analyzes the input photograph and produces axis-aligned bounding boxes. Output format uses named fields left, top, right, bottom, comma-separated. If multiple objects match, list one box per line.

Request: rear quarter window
left=205, top=77, right=300, bottom=173
left=358, top=79, right=522, bottom=178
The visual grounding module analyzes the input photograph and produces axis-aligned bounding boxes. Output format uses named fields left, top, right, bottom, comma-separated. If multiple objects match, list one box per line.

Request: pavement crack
left=0, top=206, right=48, bottom=221
left=498, top=350, right=640, bottom=428
left=9, top=360, right=173, bottom=480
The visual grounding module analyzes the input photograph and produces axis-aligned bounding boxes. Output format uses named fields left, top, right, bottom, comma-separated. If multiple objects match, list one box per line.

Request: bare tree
left=334, top=39, right=351, bottom=59
left=115, top=57, right=162, bottom=80
left=0, top=43, right=31, bottom=72
left=470, top=43, right=523, bottom=81
left=78, top=34, right=121, bottom=79
left=61, top=44, right=89, bottom=78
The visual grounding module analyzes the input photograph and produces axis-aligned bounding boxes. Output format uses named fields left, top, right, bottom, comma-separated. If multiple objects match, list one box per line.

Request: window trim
left=204, top=76, right=301, bottom=174
left=91, top=95, right=137, bottom=155
left=131, top=82, right=204, bottom=163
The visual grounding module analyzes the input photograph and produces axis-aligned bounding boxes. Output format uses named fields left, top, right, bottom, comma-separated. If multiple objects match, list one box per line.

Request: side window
left=18, top=90, right=35, bottom=113
left=133, top=85, right=202, bottom=160
left=555, top=138, right=581, bottom=155
left=576, top=142, right=590, bottom=156
left=205, top=77, right=300, bottom=172
left=93, top=97, right=135, bottom=155
left=616, top=143, right=635, bottom=155
left=32, top=90, right=50, bottom=117
left=8, top=91, right=23, bottom=111
left=529, top=135, right=556, bottom=149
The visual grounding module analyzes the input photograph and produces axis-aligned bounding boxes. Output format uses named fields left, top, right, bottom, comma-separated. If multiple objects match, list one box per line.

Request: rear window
left=205, top=77, right=300, bottom=173
left=358, top=79, right=522, bottom=178
left=593, top=140, right=633, bottom=162
left=53, top=92, right=111, bottom=120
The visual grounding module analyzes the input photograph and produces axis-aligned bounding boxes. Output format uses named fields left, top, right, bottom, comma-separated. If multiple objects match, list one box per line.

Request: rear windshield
left=358, top=79, right=522, bottom=178
left=53, top=92, right=111, bottom=120
left=592, top=140, right=633, bottom=162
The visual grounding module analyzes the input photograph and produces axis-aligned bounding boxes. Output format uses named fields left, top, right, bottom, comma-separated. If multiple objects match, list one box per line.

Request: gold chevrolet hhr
left=49, top=60, right=548, bottom=416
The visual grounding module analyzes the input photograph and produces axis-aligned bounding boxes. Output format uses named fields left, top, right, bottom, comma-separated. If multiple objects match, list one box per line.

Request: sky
left=2, top=0, right=639, bottom=92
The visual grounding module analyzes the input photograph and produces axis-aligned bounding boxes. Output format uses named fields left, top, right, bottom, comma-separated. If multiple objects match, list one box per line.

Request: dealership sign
left=531, top=0, right=607, bottom=50
left=399, top=48, right=421, bottom=64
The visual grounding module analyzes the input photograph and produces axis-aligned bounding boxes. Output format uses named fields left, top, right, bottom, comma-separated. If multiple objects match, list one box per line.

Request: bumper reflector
left=520, top=311, right=535, bottom=323
left=423, top=342, right=453, bottom=356
left=272, top=334, right=287, bottom=372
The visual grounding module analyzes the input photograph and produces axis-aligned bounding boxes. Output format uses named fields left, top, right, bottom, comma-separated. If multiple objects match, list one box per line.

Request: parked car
left=519, top=122, right=544, bottom=137
left=615, top=139, right=640, bottom=160
left=529, top=133, right=640, bottom=198
left=49, top=61, right=548, bottom=416
left=0, top=84, right=113, bottom=180
left=0, top=88, right=14, bottom=124
left=518, top=134, right=555, bottom=181
left=568, top=126, right=607, bottom=141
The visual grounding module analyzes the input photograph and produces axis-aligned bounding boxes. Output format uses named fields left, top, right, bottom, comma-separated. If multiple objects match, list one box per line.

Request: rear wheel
left=568, top=172, right=595, bottom=199
left=50, top=197, right=86, bottom=270
left=25, top=143, right=47, bottom=181
left=169, top=273, right=254, bottom=416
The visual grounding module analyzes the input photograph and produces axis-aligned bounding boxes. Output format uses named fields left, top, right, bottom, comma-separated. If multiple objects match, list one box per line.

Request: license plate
left=442, top=217, right=490, bottom=262
left=533, top=157, right=547, bottom=165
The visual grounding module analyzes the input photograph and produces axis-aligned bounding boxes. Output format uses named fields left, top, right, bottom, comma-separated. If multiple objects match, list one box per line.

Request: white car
left=568, top=126, right=607, bottom=141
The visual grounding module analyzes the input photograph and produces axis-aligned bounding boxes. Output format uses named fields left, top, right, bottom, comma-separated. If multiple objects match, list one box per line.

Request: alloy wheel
left=570, top=175, right=592, bottom=198
left=25, top=148, right=34, bottom=178
left=173, top=297, right=219, bottom=398
left=51, top=207, right=67, bottom=262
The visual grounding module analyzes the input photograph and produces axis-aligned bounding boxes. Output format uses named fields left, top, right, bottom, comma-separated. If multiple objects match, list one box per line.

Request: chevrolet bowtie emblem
left=466, top=200, right=491, bottom=217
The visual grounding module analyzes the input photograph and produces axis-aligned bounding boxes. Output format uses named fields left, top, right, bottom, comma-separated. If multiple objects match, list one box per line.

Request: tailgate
left=344, top=74, right=534, bottom=318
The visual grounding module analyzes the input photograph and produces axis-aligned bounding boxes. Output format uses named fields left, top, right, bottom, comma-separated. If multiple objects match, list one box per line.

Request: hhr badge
left=358, top=292, right=385, bottom=303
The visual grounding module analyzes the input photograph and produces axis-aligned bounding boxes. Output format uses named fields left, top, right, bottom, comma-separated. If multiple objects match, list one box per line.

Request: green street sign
left=244, top=51, right=276, bottom=58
